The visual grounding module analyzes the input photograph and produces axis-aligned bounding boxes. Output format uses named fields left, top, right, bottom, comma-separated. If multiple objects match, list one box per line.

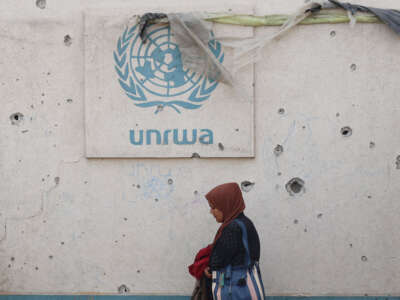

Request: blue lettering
left=146, top=129, right=161, bottom=145
left=173, top=129, right=197, bottom=145
left=130, top=129, right=213, bottom=145
left=163, top=129, right=172, bottom=145
left=130, top=130, right=143, bottom=145
left=199, top=129, right=213, bottom=144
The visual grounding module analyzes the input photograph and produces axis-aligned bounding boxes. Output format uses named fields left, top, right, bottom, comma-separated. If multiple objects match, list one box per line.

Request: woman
left=204, top=182, right=264, bottom=300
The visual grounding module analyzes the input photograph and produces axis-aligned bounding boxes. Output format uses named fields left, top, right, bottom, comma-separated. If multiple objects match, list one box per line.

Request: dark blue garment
left=211, top=219, right=265, bottom=300
left=210, top=213, right=260, bottom=271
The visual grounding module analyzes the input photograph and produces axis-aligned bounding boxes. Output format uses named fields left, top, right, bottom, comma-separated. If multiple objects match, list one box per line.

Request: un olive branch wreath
left=114, top=24, right=224, bottom=113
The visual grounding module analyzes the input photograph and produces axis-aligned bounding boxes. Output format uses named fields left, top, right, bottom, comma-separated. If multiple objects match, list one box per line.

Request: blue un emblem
left=113, top=24, right=224, bottom=113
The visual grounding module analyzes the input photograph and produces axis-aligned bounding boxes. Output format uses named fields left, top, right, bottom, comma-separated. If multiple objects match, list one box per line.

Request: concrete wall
left=1, top=0, right=400, bottom=296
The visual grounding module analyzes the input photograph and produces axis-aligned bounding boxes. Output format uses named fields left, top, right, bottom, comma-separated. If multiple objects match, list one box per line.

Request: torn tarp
left=328, top=0, right=400, bottom=35
left=138, top=0, right=400, bottom=86
left=168, top=12, right=234, bottom=85
left=138, top=13, right=167, bottom=43
left=137, top=2, right=318, bottom=87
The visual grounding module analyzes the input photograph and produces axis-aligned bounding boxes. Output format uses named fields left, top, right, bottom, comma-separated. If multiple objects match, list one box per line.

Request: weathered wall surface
left=1, top=0, right=400, bottom=296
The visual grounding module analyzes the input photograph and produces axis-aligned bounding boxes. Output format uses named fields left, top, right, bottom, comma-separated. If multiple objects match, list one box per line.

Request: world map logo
left=113, top=24, right=224, bottom=113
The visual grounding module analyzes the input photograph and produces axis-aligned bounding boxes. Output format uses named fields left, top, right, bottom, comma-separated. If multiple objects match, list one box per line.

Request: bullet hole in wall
left=285, top=178, right=305, bottom=195
left=336, top=112, right=340, bottom=117
left=154, top=198, right=159, bottom=202
left=396, top=155, right=400, bottom=169
left=194, top=190, right=198, bottom=195
left=49, top=255, right=53, bottom=259
left=191, top=152, right=201, bottom=158
left=155, top=104, right=164, bottom=113
left=317, top=213, right=323, bottom=218
left=168, top=179, right=173, bottom=185
left=330, top=30, right=336, bottom=37
left=341, top=126, right=352, bottom=137
left=361, top=256, right=368, bottom=262
left=241, top=181, right=255, bottom=192
left=274, top=144, right=283, bottom=156
left=349, top=243, right=353, bottom=247
left=369, top=142, right=375, bottom=149
left=66, top=98, right=73, bottom=103
left=277, top=172, right=282, bottom=176
left=64, top=35, right=72, bottom=47
left=54, top=177, right=60, bottom=185
left=61, top=241, right=65, bottom=245
left=350, top=63, right=357, bottom=71
left=124, top=217, right=128, bottom=221
left=278, top=108, right=285, bottom=115
left=218, top=143, right=224, bottom=151
left=10, top=257, right=15, bottom=262
left=293, top=219, right=298, bottom=224
left=304, top=227, right=308, bottom=232
left=10, top=113, right=24, bottom=125
left=136, top=184, right=141, bottom=189
left=35, top=266, right=39, bottom=271
left=118, top=284, right=130, bottom=294
left=36, top=0, right=46, bottom=9
left=137, top=270, right=141, bottom=273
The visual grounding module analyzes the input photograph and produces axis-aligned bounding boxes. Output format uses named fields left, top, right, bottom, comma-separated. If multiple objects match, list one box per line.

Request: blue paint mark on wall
left=128, top=163, right=175, bottom=202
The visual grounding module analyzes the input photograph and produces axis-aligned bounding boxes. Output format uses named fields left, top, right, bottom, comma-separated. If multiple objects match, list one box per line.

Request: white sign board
left=84, top=10, right=254, bottom=157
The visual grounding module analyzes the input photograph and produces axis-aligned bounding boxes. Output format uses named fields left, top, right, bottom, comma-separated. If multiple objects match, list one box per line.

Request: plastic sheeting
left=139, top=0, right=400, bottom=92
left=168, top=13, right=233, bottom=85
left=167, top=1, right=322, bottom=91
left=328, top=0, right=400, bottom=35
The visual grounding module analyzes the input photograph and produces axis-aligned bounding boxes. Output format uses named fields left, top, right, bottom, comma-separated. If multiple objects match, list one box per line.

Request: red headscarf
left=205, top=182, right=245, bottom=247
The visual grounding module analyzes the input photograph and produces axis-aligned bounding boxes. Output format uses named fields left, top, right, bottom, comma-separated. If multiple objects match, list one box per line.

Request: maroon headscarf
left=205, top=182, right=245, bottom=247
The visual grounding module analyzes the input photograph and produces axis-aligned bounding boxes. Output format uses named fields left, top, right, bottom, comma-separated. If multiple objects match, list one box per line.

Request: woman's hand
left=204, top=267, right=212, bottom=278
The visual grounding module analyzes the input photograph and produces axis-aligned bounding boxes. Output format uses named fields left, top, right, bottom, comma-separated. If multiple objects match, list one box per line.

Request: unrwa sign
left=118, top=24, right=217, bottom=147
left=130, top=129, right=213, bottom=145
left=84, top=11, right=254, bottom=157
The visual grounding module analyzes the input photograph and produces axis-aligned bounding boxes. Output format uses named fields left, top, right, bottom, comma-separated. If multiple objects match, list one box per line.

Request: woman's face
left=209, top=202, right=224, bottom=223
